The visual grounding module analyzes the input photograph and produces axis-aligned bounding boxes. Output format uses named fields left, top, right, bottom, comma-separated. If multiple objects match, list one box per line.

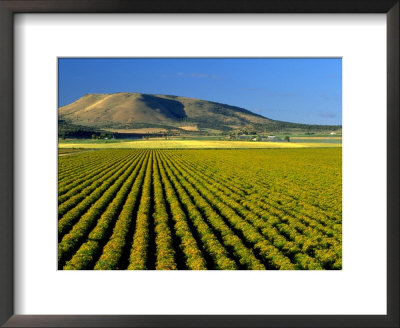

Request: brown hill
left=58, top=92, right=274, bottom=131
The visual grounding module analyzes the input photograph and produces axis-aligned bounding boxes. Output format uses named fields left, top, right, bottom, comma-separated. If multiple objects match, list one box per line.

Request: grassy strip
left=59, top=140, right=342, bottom=149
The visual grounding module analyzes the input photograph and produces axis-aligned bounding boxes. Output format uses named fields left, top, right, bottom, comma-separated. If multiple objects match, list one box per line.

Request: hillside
left=58, top=92, right=341, bottom=135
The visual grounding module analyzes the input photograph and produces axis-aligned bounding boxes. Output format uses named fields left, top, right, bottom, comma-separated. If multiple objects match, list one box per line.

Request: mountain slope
left=58, top=92, right=276, bottom=130
left=59, top=92, right=341, bottom=134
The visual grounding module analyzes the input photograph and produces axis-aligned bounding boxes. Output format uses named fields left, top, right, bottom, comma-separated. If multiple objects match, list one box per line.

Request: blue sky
left=58, top=58, right=341, bottom=125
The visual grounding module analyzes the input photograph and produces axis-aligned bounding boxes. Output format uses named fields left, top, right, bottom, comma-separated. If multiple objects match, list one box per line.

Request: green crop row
left=156, top=152, right=236, bottom=270
left=58, top=152, right=138, bottom=218
left=157, top=153, right=207, bottom=270
left=171, top=156, right=327, bottom=268
left=63, top=154, right=147, bottom=269
left=58, top=152, right=138, bottom=204
left=94, top=152, right=151, bottom=270
left=58, top=153, right=143, bottom=266
left=128, top=152, right=154, bottom=270
left=168, top=150, right=341, bottom=269
left=58, top=150, right=124, bottom=184
left=58, top=154, right=142, bottom=238
left=58, top=150, right=135, bottom=195
left=152, top=154, right=177, bottom=270
left=173, top=150, right=341, bottom=232
left=159, top=152, right=267, bottom=270
left=162, top=152, right=295, bottom=270
left=58, top=148, right=341, bottom=270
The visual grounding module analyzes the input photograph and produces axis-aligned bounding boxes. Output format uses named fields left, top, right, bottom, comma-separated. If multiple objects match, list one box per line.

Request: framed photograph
left=0, top=1, right=398, bottom=327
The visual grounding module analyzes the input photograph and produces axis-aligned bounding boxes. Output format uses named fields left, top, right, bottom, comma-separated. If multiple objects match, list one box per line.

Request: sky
left=58, top=58, right=342, bottom=125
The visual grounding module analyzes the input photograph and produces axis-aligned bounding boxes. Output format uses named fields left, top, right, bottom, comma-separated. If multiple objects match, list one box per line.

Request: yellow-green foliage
left=59, top=139, right=341, bottom=149
left=95, top=153, right=150, bottom=270
left=128, top=153, right=153, bottom=270
left=58, top=148, right=342, bottom=270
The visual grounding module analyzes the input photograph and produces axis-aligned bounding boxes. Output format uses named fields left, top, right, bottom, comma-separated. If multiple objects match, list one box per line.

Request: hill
left=58, top=92, right=341, bottom=136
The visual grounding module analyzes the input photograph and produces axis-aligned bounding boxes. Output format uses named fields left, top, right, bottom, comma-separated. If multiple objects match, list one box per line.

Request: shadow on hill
left=141, top=94, right=186, bottom=120
left=208, top=101, right=268, bottom=119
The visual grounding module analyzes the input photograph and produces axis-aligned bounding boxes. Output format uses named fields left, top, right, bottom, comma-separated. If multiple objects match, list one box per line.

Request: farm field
left=58, top=148, right=95, bottom=156
left=290, top=138, right=342, bottom=144
left=58, top=148, right=342, bottom=270
left=58, top=139, right=342, bottom=149
left=58, top=148, right=90, bottom=155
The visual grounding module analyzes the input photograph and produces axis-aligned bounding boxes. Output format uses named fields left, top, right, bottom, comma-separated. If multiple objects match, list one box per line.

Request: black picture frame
left=0, top=1, right=398, bottom=327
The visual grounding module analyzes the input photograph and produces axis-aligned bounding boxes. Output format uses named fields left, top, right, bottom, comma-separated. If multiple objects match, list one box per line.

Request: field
left=59, top=139, right=341, bottom=149
left=58, top=148, right=342, bottom=270
left=58, top=148, right=94, bottom=156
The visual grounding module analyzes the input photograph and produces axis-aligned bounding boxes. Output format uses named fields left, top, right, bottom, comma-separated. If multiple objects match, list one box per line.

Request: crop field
left=58, top=148, right=342, bottom=270
left=58, top=149, right=95, bottom=157
left=58, top=139, right=342, bottom=149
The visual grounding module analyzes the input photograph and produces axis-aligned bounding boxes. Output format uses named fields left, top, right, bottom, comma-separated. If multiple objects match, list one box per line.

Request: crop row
left=58, top=152, right=141, bottom=234
left=58, top=152, right=146, bottom=265
left=58, top=152, right=138, bottom=204
left=58, top=148, right=342, bottom=270
left=166, top=153, right=336, bottom=269
left=58, top=150, right=128, bottom=183
left=58, top=151, right=134, bottom=197
left=63, top=153, right=147, bottom=269
left=167, top=150, right=341, bottom=268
